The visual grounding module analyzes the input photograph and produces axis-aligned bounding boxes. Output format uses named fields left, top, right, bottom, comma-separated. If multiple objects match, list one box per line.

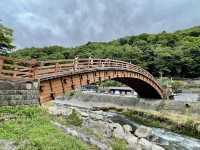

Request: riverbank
left=1, top=92, right=200, bottom=149
left=57, top=92, right=200, bottom=139
left=44, top=98, right=200, bottom=149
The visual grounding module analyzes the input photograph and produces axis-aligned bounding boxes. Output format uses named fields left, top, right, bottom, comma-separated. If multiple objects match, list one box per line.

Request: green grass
left=0, top=106, right=94, bottom=150
left=111, top=138, right=128, bottom=150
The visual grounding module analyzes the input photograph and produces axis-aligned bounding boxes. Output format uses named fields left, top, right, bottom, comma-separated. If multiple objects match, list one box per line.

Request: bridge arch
left=39, top=68, right=163, bottom=103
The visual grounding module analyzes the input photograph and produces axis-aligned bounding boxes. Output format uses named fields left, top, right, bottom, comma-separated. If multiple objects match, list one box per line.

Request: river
left=110, top=113, right=200, bottom=150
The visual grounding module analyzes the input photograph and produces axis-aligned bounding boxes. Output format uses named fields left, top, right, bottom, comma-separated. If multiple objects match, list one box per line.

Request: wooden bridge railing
left=0, top=56, right=161, bottom=91
left=0, top=56, right=34, bottom=79
left=36, top=59, right=156, bottom=82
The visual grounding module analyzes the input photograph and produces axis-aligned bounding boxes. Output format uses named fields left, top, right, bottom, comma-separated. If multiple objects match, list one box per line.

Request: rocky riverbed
left=48, top=102, right=164, bottom=150
left=47, top=98, right=200, bottom=150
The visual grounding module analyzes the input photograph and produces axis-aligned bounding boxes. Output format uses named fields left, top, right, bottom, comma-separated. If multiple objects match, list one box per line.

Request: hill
left=11, top=26, right=200, bottom=78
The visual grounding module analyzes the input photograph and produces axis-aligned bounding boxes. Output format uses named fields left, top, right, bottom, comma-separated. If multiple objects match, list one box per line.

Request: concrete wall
left=0, top=80, right=39, bottom=106
left=66, top=93, right=200, bottom=115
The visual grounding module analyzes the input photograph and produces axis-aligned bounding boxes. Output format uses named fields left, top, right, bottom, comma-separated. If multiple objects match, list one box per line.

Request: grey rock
left=126, top=134, right=138, bottom=148
left=94, top=114, right=104, bottom=120
left=138, top=138, right=152, bottom=150
left=112, top=123, right=125, bottom=139
left=54, top=122, right=112, bottom=150
left=0, top=139, right=16, bottom=150
left=123, top=124, right=133, bottom=134
left=79, top=111, right=89, bottom=117
left=152, top=144, right=165, bottom=150
left=135, top=126, right=153, bottom=138
left=90, top=112, right=104, bottom=120
left=128, top=144, right=142, bottom=150
left=48, top=106, right=72, bottom=116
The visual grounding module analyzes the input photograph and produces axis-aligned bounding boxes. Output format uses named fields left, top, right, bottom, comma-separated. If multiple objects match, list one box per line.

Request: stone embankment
left=0, top=80, right=39, bottom=106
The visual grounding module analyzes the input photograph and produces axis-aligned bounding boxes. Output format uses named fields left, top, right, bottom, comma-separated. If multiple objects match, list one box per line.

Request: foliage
left=63, top=109, right=82, bottom=127
left=11, top=26, right=200, bottom=78
left=0, top=106, right=91, bottom=150
left=0, top=24, right=15, bottom=56
left=99, top=80, right=125, bottom=87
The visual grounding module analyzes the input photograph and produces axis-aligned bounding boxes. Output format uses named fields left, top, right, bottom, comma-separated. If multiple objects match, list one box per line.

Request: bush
left=65, top=109, right=82, bottom=126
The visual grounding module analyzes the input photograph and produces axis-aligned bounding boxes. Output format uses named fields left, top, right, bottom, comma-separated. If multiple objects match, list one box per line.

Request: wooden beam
left=0, top=58, right=4, bottom=76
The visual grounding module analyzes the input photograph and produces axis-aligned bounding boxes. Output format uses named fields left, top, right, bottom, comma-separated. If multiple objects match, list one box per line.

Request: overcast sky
left=1, top=0, right=200, bottom=48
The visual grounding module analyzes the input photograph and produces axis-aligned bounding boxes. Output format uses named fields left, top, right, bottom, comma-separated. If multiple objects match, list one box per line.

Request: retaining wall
left=0, top=80, right=39, bottom=106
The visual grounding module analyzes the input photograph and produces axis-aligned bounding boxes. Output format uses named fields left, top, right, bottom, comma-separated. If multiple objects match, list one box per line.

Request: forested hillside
left=11, top=26, right=200, bottom=78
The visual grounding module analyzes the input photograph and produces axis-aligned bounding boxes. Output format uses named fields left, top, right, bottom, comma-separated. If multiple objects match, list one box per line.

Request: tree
left=0, top=23, right=15, bottom=55
left=11, top=26, right=200, bottom=78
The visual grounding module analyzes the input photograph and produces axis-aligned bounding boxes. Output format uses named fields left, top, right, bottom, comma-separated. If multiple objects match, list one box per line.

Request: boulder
left=65, top=128, right=78, bottom=137
left=128, top=144, right=142, bottom=150
left=112, top=123, right=125, bottom=139
left=48, top=106, right=73, bottom=116
left=138, top=138, right=152, bottom=150
left=78, top=111, right=89, bottom=117
left=125, top=134, right=138, bottom=148
left=134, top=126, right=153, bottom=138
left=104, top=122, right=113, bottom=138
left=0, top=140, right=16, bottom=150
left=123, top=124, right=133, bottom=134
left=152, top=144, right=165, bottom=150
left=95, top=114, right=104, bottom=120
left=110, top=122, right=120, bottom=130
left=89, top=111, right=104, bottom=120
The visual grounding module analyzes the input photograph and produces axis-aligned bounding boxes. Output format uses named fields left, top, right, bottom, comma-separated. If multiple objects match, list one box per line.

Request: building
left=106, top=87, right=137, bottom=96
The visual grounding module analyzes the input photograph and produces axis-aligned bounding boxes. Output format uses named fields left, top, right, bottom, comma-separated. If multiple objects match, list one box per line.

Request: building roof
left=106, top=86, right=133, bottom=91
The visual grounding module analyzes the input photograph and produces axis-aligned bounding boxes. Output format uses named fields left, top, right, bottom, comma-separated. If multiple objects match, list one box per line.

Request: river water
left=109, top=113, right=200, bottom=150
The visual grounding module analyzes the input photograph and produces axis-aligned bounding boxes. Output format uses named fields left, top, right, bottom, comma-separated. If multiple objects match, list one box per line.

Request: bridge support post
left=29, top=59, right=39, bottom=79
left=60, top=78, right=65, bottom=94
left=12, top=66, right=18, bottom=79
left=0, top=57, right=4, bottom=76
left=55, top=63, right=60, bottom=75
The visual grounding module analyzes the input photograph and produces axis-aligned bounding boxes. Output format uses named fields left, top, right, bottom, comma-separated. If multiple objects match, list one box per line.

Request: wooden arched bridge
left=0, top=56, right=164, bottom=103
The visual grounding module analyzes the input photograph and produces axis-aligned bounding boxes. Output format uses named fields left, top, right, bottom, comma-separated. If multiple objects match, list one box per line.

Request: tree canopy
left=0, top=23, right=15, bottom=55
left=11, top=26, right=200, bottom=78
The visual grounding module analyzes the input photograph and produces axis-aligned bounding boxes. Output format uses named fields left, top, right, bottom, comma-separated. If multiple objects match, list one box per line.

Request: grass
left=111, top=138, right=128, bottom=150
left=0, top=106, right=95, bottom=150
left=122, top=108, right=200, bottom=139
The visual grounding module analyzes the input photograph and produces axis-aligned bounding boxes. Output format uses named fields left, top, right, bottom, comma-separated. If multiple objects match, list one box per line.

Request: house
left=106, top=87, right=137, bottom=96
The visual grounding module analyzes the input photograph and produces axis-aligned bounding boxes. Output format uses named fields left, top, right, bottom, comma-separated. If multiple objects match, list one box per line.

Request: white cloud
left=1, top=0, right=200, bottom=48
